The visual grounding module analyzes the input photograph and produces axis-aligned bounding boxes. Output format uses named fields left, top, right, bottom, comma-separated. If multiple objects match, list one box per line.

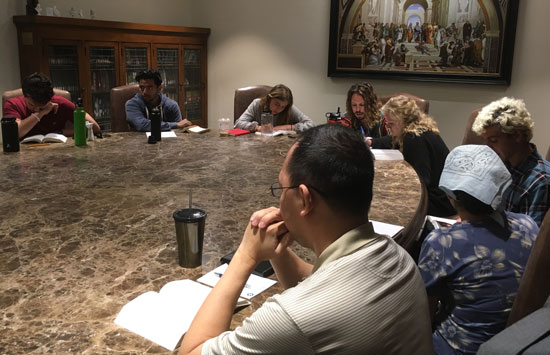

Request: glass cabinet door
left=183, top=48, right=203, bottom=122
left=88, top=45, right=117, bottom=131
left=155, top=47, right=179, bottom=102
left=123, top=46, right=149, bottom=85
left=47, top=44, right=80, bottom=102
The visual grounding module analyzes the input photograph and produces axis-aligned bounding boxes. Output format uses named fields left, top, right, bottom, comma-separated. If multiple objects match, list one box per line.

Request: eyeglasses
left=270, top=182, right=299, bottom=198
left=269, top=182, right=326, bottom=198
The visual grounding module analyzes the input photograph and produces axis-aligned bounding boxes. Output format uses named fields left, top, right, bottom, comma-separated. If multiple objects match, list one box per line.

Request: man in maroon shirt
left=3, top=73, right=101, bottom=139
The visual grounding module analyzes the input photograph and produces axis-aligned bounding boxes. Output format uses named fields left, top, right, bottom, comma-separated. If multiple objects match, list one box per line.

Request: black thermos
left=149, top=106, right=161, bottom=143
left=2, top=116, right=20, bottom=153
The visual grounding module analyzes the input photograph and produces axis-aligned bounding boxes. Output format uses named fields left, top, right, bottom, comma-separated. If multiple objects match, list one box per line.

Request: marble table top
left=0, top=132, right=420, bottom=354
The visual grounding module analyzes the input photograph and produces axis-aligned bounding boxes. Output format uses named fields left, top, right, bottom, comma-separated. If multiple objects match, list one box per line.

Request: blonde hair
left=472, top=97, right=533, bottom=141
left=381, top=95, right=440, bottom=147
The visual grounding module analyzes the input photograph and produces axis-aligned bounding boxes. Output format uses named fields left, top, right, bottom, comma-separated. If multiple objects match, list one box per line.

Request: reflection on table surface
left=0, top=132, right=420, bottom=354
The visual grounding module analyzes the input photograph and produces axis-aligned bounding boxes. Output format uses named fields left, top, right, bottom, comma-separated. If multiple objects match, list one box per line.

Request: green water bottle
left=74, top=98, right=86, bottom=146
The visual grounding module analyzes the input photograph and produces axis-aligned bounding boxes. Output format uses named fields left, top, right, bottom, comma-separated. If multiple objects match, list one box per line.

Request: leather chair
left=506, top=209, right=550, bottom=326
left=110, top=84, right=139, bottom=132
left=2, top=88, right=71, bottom=115
left=378, top=93, right=430, bottom=114
left=462, top=109, right=486, bottom=145
left=234, top=85, right=272, bottom=122
left=394, top=178, right=429, bottom=253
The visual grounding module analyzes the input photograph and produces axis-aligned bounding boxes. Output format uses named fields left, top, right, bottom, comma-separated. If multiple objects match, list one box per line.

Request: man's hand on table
left=177, top=119, right=193, bottom=128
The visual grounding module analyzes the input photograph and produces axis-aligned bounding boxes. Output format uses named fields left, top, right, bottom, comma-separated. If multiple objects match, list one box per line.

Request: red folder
left=228, top=128, right=251, bottom=136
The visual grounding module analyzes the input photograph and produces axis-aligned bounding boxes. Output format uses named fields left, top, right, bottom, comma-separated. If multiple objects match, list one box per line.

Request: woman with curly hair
left=381, top=95, right=455, bottom=217
left=234, top=84, right=313, bottom=133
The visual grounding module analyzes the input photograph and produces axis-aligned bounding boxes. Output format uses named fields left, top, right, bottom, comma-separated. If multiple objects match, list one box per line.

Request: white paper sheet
left=145, top=130, right=177, bottom=138
left=197, top=263, right=277, bottom=299
left=370, top=149, right=404, bottom=160
left=371, top=220, right=404, bottom=238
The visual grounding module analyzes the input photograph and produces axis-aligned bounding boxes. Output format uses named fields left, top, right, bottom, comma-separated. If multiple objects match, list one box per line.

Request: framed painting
left=328, top=0, right=520, bottom=85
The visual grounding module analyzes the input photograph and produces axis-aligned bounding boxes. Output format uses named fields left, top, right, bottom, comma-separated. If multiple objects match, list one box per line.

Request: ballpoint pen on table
left=214, top=272, right=251, bottom=289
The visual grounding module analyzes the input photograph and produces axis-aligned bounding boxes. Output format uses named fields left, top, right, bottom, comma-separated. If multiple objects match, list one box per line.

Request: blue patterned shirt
left=418, top=212, right=539, bottom=355
left=502, top=147, right=550, bottom=226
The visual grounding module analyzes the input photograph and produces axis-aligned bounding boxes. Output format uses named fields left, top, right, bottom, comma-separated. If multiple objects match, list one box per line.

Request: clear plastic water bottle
left=260, top=110, right=273, bottom=136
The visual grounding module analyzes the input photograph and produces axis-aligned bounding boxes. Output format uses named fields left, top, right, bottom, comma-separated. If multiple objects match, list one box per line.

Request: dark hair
left=22, top=73, right=54, bottom=105
left=135, top=69, right=162, bottom=86
left=346, top=82, right=379, bottom=129
left=288, top=124, right=374, bottom=216
left=453, top=190, right=494, bottom=216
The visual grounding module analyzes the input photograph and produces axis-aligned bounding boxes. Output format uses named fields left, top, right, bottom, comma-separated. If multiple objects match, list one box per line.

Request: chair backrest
left=507, top=209, right=550, bottom=326
left=461, top=108, right=486, bottom=145
left=2, top=88, right=71, bottom=115
left=394, top=179, right=429, bottom=252
left=234, top=85, right=272, bottom=122
left=110, top=84, right=140, bottom=132
left=378, top=93, right=430, bottom=114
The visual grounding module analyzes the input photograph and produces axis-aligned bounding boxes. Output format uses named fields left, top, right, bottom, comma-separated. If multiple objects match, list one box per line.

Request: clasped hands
left=37, top=102, right=59, bottom=119
left=235, top=207, right=293, bottom=267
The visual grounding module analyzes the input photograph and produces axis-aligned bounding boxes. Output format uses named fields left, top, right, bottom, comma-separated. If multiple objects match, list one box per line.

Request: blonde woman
left=235, top=84, right=313, bottom=133
left=381, top=95, right=455, bottom=217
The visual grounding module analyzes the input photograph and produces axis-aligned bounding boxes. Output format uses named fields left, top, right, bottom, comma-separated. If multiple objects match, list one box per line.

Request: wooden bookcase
left=13, top=15, right=210, bottom=130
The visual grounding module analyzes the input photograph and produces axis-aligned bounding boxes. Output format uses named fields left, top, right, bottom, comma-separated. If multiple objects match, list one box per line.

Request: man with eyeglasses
left=125, top=69, right=192, bottom=131
left=179, top=125, right=432, bottom=355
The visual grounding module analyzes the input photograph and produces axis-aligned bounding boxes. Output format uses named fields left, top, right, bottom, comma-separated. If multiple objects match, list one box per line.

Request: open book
left=21, top=133, right=67, bottom=144
left=115, top=278, right=253, bottom=351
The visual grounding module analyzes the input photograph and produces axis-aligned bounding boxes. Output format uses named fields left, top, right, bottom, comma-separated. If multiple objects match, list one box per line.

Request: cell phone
left=220, top=251, right=274, bottom=277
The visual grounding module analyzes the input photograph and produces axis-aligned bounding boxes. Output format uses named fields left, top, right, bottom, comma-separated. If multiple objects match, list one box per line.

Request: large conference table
left=0, top=131, right=420, bottom=354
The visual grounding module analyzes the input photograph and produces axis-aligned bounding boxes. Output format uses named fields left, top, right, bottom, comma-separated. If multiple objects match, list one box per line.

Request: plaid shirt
left=502, top=146, right=550, bottom=226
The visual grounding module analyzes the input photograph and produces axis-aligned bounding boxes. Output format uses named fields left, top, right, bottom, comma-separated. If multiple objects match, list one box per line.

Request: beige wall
left=2, top=0, right=549, bottom=156
left=185, top=0, right=549, bottom=154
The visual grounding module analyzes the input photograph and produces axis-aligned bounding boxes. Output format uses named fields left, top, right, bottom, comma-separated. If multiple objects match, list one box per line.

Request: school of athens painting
left=328, top=0, right=519, bottom=84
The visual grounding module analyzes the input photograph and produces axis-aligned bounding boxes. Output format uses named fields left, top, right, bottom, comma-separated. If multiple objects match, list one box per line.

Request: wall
left=184, top=0, right=549, bottom=154
left=2, top=0, right=549, bottom=155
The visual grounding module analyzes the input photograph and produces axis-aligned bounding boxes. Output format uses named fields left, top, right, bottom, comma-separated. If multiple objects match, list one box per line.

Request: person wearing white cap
left=417, top=144, right=539, bottom=355
left=472, top=97, right=550, bottom=226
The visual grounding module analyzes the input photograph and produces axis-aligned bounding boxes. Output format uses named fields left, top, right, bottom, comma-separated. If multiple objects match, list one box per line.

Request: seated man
left=418, top=145, right=539, bottom=355
left=3, top=73, right=101, bottom=139
left=125, top=69, right=191, bottom=131
left=179, top=125, right=433, bottom=355
left=472, top=97, right=550, bottom=226
left=341, top=82, right=388, bottom=138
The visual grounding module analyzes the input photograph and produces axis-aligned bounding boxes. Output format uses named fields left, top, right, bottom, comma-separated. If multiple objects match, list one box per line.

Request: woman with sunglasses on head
left=234, top=84, right=314, bottom=133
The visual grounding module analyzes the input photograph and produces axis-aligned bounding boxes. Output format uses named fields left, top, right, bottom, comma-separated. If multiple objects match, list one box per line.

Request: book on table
left=114, top=265, right=277, bottom=351
left=20, top=133, right=68, bottom=144
left=184, top=125, right=210, bottom=134
left=227, top=128, right=250, bottom=136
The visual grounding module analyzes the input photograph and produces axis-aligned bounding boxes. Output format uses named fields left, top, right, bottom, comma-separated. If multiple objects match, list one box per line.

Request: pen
left=214, top=272, right=252, bottom=289
left=360, top=126, right=365, bottom=138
